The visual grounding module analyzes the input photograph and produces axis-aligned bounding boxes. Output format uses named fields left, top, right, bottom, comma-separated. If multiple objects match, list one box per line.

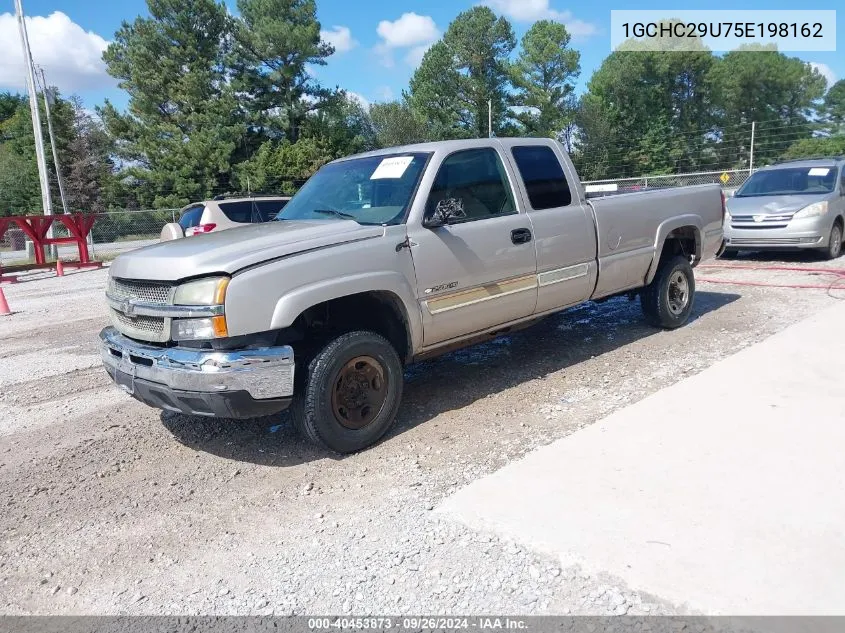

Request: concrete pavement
left=438, top=300, right=845, bottom=615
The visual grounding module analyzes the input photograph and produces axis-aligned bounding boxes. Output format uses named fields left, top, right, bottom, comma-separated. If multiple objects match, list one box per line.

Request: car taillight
left=186, top=223, right=217, bottom=236
left=720, top=192, right=726, bottom=223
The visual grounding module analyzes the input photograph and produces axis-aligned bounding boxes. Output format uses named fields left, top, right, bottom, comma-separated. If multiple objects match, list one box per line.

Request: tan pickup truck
left=100, top=138, right=725, bottom=453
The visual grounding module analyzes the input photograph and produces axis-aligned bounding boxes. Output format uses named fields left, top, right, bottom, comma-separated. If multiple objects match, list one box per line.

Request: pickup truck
left=100, top=138, right=725, bottom=453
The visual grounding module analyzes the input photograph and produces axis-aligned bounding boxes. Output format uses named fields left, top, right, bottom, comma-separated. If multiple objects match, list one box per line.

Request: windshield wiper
left=313, top=208, right=358, bottom=221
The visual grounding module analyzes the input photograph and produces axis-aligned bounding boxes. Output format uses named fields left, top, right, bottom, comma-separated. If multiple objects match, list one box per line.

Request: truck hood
left=109, top=219, right=384, bottom=281
left=727, top=194, right=827, bottom=216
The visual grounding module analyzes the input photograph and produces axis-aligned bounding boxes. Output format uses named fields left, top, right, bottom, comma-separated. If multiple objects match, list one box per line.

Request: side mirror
left=423, top=198, right=466, bottom=228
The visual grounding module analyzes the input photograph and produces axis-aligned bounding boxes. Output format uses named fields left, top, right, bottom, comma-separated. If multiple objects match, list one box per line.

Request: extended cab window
left=511, top=145, right=572, bottom=209
left=426, top=148, right=516, bottom=223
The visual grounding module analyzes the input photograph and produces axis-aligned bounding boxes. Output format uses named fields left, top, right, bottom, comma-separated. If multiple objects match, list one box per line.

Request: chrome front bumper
left=100, top=327, right=295, bottom=410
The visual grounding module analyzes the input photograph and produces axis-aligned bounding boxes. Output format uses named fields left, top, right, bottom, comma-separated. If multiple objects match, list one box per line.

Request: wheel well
left=834, top=216, right=844, bottom=229
left=290, top=292, right=412, bottom=363
left=661, top=226, right=699, bottom=264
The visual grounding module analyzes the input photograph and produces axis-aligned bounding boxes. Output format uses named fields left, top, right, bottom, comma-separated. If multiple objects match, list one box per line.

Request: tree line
left=1, top=0, right=844, bottom=216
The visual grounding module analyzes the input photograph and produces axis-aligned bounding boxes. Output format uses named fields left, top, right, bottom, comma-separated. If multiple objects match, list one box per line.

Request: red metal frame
left=0, top=214, right=102, bottom=282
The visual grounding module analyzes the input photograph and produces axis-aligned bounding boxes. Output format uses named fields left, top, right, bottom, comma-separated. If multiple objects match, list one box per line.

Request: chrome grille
left=731, top=213, right=794, bottom=229
left=108, top=277, right=173, bottom=305
left=110, top=308, right=168, bottom=343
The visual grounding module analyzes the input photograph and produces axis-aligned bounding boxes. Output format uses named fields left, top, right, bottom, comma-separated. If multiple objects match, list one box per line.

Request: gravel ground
left=0, top=254, right=843, bottom=616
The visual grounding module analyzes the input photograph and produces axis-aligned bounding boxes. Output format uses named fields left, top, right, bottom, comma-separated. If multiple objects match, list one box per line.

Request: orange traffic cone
left=56, top=258, right=64, bottom=277
left=0, top=287, right=11, bottom=316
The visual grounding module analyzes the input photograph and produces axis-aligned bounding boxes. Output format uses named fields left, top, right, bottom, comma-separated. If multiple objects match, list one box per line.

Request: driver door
left=407, top=147, right=538, bottom=347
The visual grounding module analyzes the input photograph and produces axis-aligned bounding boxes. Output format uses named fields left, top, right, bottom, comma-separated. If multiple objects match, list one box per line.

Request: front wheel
left=641, top=255, right=696, bottom=329
left=822, top=222, right=843, bottom=260
left=290, top=331, right=403, bottom=454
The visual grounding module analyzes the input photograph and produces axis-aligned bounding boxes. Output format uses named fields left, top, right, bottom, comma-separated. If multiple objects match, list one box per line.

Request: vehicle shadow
left=161, top=291, right=740, bottom=466
left=721, top=250, right=833, bottom=264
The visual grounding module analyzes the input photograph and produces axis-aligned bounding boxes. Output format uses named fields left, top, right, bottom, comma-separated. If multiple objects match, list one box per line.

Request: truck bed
left=587, top=184, right=724, bottom=299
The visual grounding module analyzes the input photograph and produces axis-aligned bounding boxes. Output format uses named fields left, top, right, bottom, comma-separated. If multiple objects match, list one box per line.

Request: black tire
left=822, top=221, right=843, bottom=260
left=719, top=249, right=739, bottom=259
left=290, top=330, right=403, bottom=454
left=641, top=255, right=695, bottom=329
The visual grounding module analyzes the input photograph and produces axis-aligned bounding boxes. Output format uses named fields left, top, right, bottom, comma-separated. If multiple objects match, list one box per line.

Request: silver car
left=160, top=195, right=291, bottom=241
left=723, top=157, right=845, bottom=259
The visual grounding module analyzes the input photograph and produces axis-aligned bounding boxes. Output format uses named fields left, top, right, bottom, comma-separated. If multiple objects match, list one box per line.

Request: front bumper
left=724, top=216, right=830, bottom=250
left=100, top=327, right=295, bottom=418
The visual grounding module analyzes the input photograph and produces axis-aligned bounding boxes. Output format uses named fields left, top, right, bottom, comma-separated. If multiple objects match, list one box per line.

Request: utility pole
left=14, top=0, right=53, bottom=221
left=38, top=67, right=69, bottom=214
left=749, top=121, right=756, bottom=173
left=488, top=100, right=492, bottom=138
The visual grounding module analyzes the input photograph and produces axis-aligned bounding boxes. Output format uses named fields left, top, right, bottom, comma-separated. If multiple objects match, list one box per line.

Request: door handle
left=511, top=228, right=532, bottom=245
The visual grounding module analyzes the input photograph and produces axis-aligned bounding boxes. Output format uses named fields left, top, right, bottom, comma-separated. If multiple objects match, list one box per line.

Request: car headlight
left=171, top=317, right=227, bottom=340
left=172, top=277, right=229, bottom=341
left=793, top=201, right=828, bottom=219
left=173, top=276, right=229, bottom=305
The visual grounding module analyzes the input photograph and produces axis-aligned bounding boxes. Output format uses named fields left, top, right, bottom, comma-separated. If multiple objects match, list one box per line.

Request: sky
left=0, top=0, right=842, bottom=112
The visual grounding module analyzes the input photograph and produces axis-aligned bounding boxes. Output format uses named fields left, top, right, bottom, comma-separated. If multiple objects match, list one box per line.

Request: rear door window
left=217, top=201, right=257, bottom=223
left=178, top=205, right=204, bottom=230
left=511, top=146, right=572, bottom=209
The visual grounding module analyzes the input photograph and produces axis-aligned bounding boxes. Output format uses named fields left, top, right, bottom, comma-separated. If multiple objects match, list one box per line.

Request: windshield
left=735, top=166, right=838, bottom=197
left=276, top=152, right=430, bottom=225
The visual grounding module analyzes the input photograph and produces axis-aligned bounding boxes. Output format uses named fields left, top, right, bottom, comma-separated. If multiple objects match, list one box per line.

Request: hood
left=109, top=219, right=384, bottom=281
left=727, top=193, right=828, bottom=216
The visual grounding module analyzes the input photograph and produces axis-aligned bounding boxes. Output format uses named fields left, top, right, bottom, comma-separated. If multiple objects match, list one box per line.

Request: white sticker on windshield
left=808, top=167, right=830, bottom=176
left=371, top=156, right=413, bottom=180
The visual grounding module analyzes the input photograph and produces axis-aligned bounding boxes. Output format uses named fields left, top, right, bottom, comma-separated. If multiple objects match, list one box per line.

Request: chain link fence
left=582, top=168, right=752, bottom=195
left=1, top=167, right=755, bottom=268
left=0, top=209, right=179, bottom=267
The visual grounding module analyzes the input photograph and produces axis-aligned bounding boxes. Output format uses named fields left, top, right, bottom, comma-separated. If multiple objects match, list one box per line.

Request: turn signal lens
left=211, top=315, right=228, bottom=337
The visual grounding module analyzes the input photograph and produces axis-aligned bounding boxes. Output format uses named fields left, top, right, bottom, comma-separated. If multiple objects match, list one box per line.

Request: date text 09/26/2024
left=307, top=617, right=528, bottom=630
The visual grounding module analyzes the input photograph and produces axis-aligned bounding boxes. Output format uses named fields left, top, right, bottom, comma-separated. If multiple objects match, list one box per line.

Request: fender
left=645, top=215, right=703, bottom=285
left=270, top=271, right=424, bottom=353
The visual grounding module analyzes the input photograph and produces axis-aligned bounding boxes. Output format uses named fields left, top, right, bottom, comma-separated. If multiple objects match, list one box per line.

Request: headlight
left=724, top=209, right=732, bottom=223
left=171, top=277, right=230, bottom=341
left=173, top=276, right=229, bottom=305
left=793, top=201, right=828, bottom=219
left=171, top=317, right=228, bottom=341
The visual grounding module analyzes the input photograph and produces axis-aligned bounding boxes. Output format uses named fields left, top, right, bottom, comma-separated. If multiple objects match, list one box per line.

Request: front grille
left=729, top=237, right=802, bottom=245
left=731, top=223, right=785, bottom=230
left=108, top=277, right=173, bottom=305
left=110, top=309, right=168, bottom=343
left=731, top=213, right=794, bottom=229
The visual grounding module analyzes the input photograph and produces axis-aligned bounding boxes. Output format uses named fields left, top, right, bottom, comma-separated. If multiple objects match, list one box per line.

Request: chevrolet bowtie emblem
left=122, top=300, right=135, bottom=316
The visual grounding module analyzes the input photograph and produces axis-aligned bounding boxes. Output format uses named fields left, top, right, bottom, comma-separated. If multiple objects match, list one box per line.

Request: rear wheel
left=822, top=221, right=843, bottom=260
left=641, top=255, right=695, bottom=329
left=290, top=331, right=403, bottom=454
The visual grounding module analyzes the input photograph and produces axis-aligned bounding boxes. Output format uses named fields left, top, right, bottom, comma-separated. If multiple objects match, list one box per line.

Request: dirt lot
left=1, top=254, right=843, bottom=616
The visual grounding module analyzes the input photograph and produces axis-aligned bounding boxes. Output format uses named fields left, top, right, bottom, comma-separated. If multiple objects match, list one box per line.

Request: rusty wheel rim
left=330, top=356, right=388, bottom=430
